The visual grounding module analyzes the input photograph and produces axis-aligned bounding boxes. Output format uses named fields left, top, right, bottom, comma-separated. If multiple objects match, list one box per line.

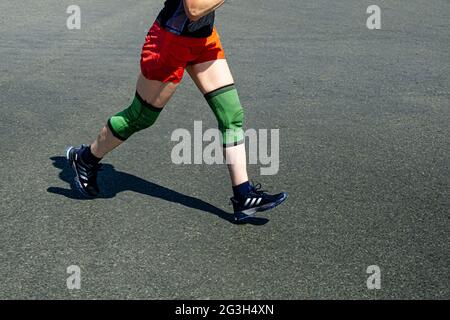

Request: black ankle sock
left=232, top=181, right=251, bottom=200
left=80, top=145, right=102, bottom=165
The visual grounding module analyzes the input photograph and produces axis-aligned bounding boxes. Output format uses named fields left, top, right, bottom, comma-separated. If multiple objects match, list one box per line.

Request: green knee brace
left=108, top=92, right=162, bottom=140
left=204, top=84, right=244, bottom=147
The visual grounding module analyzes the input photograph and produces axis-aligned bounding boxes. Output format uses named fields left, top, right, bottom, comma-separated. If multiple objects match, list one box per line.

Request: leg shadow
left=47, top=156, right=269, bottom=225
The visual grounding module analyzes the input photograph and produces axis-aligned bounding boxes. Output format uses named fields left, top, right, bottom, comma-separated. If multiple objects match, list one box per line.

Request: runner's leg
left=186, top=59, right=249, bottom=186
left=90, top=74, right=179, bottom=158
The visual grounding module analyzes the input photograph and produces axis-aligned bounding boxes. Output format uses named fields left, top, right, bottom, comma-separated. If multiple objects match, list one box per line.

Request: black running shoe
left=65, top=145, right=100, bottom=197
left=231, top=183, right=288, bottom=222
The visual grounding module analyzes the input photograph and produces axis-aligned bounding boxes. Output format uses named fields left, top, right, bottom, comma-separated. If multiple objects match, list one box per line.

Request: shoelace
left=250, top=182, right=267, bottom=196
left=230, top=182, right=268, bottom=205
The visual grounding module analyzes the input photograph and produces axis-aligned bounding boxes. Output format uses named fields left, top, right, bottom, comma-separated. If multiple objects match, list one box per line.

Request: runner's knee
left=107, top=92, right=162, bottom=141
left=205, top=84, right=244, bottom=147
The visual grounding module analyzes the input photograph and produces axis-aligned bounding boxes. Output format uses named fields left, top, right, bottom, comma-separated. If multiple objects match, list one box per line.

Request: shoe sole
left=65, top=146, right=94, bottom=198
left=234, top=192, right=288, bottom=222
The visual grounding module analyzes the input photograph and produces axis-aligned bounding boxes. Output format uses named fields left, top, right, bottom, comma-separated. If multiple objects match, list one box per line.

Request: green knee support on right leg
left=204, top=84, right=245, bottom=147
left=107, top=92, right=162, bottom=140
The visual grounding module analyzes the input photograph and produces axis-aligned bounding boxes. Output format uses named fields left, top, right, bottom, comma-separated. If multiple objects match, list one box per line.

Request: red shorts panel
left=140, top=22, right=226, bottom=83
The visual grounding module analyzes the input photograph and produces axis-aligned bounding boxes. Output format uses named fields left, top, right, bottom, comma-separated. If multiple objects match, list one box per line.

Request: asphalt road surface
left=0, top=0, right=449, bottom=299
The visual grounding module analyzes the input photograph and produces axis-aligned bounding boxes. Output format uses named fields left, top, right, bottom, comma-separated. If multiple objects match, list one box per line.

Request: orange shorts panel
left=140, top=21, right=226, bottom=83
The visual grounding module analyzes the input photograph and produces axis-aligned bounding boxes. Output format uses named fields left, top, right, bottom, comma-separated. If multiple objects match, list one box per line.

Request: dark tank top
left=156, top=0, right=215, bottom=38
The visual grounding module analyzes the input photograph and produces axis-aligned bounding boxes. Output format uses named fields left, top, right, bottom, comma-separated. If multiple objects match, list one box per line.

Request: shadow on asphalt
left=47, top=156, right=269, bottom=226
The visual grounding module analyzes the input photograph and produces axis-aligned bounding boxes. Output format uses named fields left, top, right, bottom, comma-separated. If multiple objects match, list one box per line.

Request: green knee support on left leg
left=204, top=84, right=245, bottom=147
left=107, top=92, right=162, bottom=140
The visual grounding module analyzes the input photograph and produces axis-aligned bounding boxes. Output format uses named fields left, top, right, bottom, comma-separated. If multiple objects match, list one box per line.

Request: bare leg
left=90, top=125, right=123, bottom=159
left=223, top=144, right=249, bottom=186
left=186, top=59, right=249, bottom=186
left=90, top=73, right=179, bottom=158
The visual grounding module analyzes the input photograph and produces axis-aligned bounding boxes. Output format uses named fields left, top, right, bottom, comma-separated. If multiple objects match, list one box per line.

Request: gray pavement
left=0, top=0, right=449, bottom=299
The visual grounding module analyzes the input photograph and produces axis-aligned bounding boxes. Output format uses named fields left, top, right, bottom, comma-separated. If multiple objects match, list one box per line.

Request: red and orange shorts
left=140, top=21, right=226, bottom=83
